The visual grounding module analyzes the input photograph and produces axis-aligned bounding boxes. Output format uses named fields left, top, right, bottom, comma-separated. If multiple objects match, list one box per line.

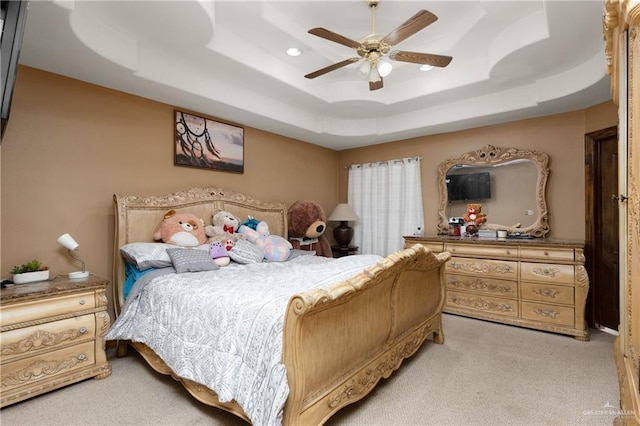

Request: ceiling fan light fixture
left=419, top=64, right=434, bottom=72
left=286, top=47, right=302, bottom=57
left=357, top=60, right=371, bottom=77
left=369, top=65, right=381, bottom=83
left=377, top=57, right=392, bottom=77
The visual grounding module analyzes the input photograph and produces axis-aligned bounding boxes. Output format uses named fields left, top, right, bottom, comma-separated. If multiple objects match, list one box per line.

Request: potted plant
left=11, top=260, right=50, bottom=284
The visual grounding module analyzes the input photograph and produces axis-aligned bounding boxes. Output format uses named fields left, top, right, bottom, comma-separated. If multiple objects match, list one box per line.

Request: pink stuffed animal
left=238, top=221, right=292, bottom=262
left=153, top=210, right=207, bottom=247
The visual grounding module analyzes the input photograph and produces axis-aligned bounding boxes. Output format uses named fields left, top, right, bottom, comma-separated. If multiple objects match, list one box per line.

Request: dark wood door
left=585, top=126, right=619, bottom=331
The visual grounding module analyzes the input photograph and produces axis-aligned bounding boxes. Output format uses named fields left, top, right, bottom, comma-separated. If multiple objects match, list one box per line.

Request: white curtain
left=348, top=157, right=424, bottom=256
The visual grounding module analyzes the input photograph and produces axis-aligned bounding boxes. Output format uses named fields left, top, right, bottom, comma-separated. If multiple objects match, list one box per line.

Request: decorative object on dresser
left=56, top=233, right=90, bottom=279
left=404, top=236, right=589, bottom=340
left=0, top=275, right=112, bottom=407
left=10, top=259, right=50, bottom=284
left=327, top=203, right=360, bottom=248
left=437, top=145, right=550, bottom=238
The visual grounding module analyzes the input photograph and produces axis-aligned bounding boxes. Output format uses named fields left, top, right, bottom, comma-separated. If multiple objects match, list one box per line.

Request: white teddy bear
left=205, top=210, right=243, bottom=244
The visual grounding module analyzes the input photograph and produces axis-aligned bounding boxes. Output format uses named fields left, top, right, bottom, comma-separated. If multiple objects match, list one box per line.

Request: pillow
left=120, top=242, right=209, bottom=271
left=228, top=239, right=264, bottom=264
left=167, top=248, right=219, bottom=273
left=120, top=243, right=173, bottom=270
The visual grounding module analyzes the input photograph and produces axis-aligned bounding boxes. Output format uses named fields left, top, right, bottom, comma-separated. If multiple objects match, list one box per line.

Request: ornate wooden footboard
left=112, top=187, right=450, bottom=425
left=282, top=244, right=449, bottom=425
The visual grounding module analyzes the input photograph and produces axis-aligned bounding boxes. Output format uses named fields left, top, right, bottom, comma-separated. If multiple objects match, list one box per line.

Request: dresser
left=404, top=236, right=589, bottom=340
left=0, top=275, right=112, bottom=407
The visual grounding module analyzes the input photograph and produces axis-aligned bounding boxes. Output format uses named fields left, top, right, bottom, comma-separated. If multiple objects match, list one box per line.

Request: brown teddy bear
left=463, top=203, right=487, bottom=225
left=153, top=210, right=207, bottom=247
left=287, top=200, right=333, bottom=257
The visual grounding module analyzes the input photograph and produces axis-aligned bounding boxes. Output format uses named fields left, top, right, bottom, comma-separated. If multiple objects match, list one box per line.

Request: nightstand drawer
left=521, top=282, right=574, bottom=305
left=447, top=290, right=519, bottom=317
left=445, top=243, right=517, bottom=259
left=446, top=274, right=517, bottom=299
left=521, top=262, right=574, bottom=285
left=519, top=247, right=575, bottom=262
left=1, top=341, right=95, bottom=393
left=1, top=314, right=96, bottom=363
left=1, top=292, right=96, bottom=329
left=446, top=257, right=518, bottom=280
left=521, top=302, right=574, bottom=327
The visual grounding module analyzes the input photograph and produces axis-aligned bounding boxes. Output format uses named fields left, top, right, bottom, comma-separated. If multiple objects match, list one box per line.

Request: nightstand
left=0, top=275, right=112, bottom=407
left=331, top=246, right=359, bottom=257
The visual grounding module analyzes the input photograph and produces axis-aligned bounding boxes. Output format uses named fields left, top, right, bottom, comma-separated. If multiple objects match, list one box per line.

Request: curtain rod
left=345, top=156, right=422, bottom=169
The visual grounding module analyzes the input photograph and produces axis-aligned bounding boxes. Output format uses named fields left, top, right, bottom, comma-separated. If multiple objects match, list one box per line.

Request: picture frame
left=174, top=110, right=244, bottom=173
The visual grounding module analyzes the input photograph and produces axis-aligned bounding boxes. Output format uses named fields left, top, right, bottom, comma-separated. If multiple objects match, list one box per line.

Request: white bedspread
left=105, top=253, right=383, bottom=426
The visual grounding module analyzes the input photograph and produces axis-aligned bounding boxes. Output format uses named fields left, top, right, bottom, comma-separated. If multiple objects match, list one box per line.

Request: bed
left=108, top=186, right=451, bottom=426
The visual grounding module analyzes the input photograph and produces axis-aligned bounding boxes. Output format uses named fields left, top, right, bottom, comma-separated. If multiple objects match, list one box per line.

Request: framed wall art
left=174, top=110, right=244, bottom=173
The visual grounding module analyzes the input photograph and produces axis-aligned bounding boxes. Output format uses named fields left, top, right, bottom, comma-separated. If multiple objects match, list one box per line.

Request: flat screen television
left=1, top=0, right=29, bottom=139
left=446, top=172, right=492, bottom=201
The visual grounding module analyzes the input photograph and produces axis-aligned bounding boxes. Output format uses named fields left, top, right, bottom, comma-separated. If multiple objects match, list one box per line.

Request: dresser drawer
left=446, top=274, right=517, bottom=299
left=520, top=262, right=574, bottom=285
left=519, top=247, right=575, bottom=262
left=521, top=282, right=574, bottom=305
left=447, top=290, right=518, bottom=317
left=446, top=257, right=518, bottom=280
left=1, top=314, right=96, bottom=363
left=521, top=302, right=574, bottom=327
left=1, top=341, right=95, bottom=393
left=445, top=243, right=517, bottom=259
left=1, top=292, right=96, bottom=329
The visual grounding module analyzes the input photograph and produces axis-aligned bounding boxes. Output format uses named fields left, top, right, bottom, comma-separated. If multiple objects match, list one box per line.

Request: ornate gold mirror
left=437, top=145, right=550, bottom=237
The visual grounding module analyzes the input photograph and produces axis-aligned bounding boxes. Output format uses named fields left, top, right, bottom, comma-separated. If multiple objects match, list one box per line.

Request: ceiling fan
left=304, top=0, right=452, bottom=91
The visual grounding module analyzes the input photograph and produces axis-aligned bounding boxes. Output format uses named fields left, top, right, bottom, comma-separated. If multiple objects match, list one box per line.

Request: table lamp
left=57, top=233, right=90, bottom=279
left=327, top=203, right=360, bottom=248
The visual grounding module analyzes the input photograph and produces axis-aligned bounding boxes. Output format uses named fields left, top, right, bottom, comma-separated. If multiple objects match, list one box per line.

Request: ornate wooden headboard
left=112, top=186, right=288, bottom=315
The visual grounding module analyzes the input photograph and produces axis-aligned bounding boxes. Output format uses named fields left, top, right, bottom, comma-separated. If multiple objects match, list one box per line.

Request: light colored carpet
left=0, top=314, right=620, bottom=426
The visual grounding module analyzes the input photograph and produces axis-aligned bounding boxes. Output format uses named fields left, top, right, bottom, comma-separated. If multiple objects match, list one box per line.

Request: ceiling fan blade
left=369, top=77, right=384, bottom=91
left=389, top=51, right=452, bottom=67
left=308, top=28, right=361, bottom=49
left=305, top=57, right=360, bottom=79
left=381, top=10, right=438, bottom=46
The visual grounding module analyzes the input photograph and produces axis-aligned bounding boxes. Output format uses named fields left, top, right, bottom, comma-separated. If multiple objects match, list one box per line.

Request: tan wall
left=0, top=66, right=338, bottom=317
left=337, top=102, right=618, bottom=240
left=0, top=65, right=617, bottom=319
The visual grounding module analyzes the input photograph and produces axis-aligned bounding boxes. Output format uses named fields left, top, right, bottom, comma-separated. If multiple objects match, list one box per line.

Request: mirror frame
left=437, top=144, right=550, bottom=237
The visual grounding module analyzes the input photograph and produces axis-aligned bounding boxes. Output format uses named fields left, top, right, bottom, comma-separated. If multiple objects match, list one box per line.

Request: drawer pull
left=544, top=251, right=549, bottom=256
left=77, top=353, right=87, bottom=361
left=506, top=250, right=511, bottom=255
left=534, top=308, right=559, bottom=319
left=533, top=288, right=559, bottom=298
left=79, top=299, right=86, bottom=305
left=79, top=326, right=88, bottom=334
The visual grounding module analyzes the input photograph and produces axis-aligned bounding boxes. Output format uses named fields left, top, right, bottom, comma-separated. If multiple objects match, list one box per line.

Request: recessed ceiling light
left=420, top=65, right=434, bottom=71
left=287, top=48, right=302, bottom=57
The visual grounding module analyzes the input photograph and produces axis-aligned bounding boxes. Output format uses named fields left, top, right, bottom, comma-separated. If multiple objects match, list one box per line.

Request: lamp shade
left=328, top=204, right=360, bottom=222
left=57, top=233, right=80, bottom=250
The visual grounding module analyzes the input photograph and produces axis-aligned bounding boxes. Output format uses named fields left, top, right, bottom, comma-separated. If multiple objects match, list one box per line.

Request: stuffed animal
left=205, top=210, right=243, bottom=244
left=238, top=221, right=292, bottom=262
left=209, top=240, right=230, bottom=266
left=463, top=203, right=487, bottom=226
left=287, top=200, right=332, bottom=257
left=153, top=210, right=207, bottom=247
